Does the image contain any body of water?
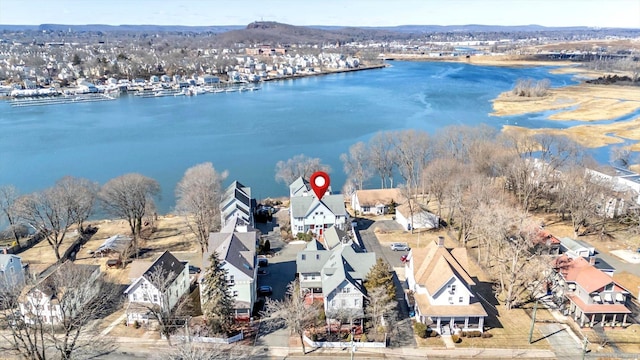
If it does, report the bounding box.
[0,61,590,213]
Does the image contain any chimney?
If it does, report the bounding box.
[589,256,596,265]
[437,236,445,247]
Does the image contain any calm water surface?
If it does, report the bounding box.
[0,61,592,213]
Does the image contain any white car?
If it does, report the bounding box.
[390,242,410,251]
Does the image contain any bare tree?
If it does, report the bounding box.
[274,154,331,186]
[99,173,160,257]
[139,265,193,345]
[340,142,372,191]
[0,262,121,360]
[15,177,96,262]
[0,185,23,247]
[262,279,318,355]
[175,163,228,254]
[364,286,396,340]
[422,158,458,218]
[610,145,633,168]
[55,176,99,233]
[555,168,603,237]
[394,129,431,190]
[159,342,255,360]
[368,132,396,188]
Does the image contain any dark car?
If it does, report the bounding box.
[258,285,273,296]
[258,258,268,267]
[188,265,201,274]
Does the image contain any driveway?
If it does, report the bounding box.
[357,220,416,348]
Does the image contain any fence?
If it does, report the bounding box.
[172,331,243,344]
[302,334,386,348]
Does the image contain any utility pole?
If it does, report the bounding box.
[528,300,538,344]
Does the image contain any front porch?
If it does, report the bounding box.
[432,316,485,335]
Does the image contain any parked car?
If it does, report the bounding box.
[188,265,201,274]
[258,258,268,267]
[400,254,408,262]
[258,285,272,296]
[390,242,410,251]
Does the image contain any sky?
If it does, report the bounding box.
[0,0,639,28]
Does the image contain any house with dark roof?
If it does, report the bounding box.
[123,251,190,325]
[220,181,256,228]
[201,220,259,320]
[405,237,487,335]
[19,262,100,325]
[552,254,631,327]
[296,240,375,317]
[289,176,331,198]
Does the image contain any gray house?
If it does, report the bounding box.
[296,240,375,317]
[0,253,24,289]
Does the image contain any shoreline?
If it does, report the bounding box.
[261,63,388,82]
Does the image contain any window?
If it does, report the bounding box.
[310,275,316,280]
[448,296,453,304]
[297,226,304,232]
[233,291,238,297]
[153,294,158,303]
[355,299,360,306]
[605,283,614,292]
[143,294,149,302]
[310,224,315,229]
[301,254,306,260]
[459,297,464,303]
[331,300,336,307]
[132,294,137,301]
[315,254,320,260]
[343,287,351,293]
[303,275,308,280]
[450,285,456,294]
[228,275,235,285]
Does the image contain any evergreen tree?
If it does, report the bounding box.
[365,257,395,301]
[200,251,235,335]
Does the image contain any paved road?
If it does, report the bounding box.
[357,219,416,348]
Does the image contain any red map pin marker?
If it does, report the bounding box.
[310,171,330,201]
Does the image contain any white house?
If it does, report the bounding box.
[351,188,402,215]
[395,203,439,231]
[289,176,331,198]
[124,251,190,325]
[296,240,375,317]
[559,237,596,259]
[220,181,255,228]
[0,253,24,289]
[290,195,348,238]
[405,237,487,335]
[201,220,258,320]
[19,263,101,325]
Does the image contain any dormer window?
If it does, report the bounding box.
[604,283,614,292]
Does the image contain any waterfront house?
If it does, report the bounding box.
[351,188,402,216]
[552,255,631,327]
[289,176,331,198]
[405,237,487,335]
[289,194,348,238]
[296,240,375,317]
[123,251,190,325]
[0,253,25,290]
[201,220,258,320]
[220,181,256,228]
[19,263,100,325]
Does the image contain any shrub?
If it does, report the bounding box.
[481,332,493,338]
[413,322,428,338]
[451,334,460,343]
[360,333,368,342]
[133,320,140,329]
[311,333,318,341]
[467,330,482,338]
[460,331,467,337]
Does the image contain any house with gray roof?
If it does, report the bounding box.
[201,222,259,320]
[296,240,375,317]
[560,237,596,259]
[123,251,190,325]
[289,194,348,238]
[289,176,331,198]
[220,181,256,228]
